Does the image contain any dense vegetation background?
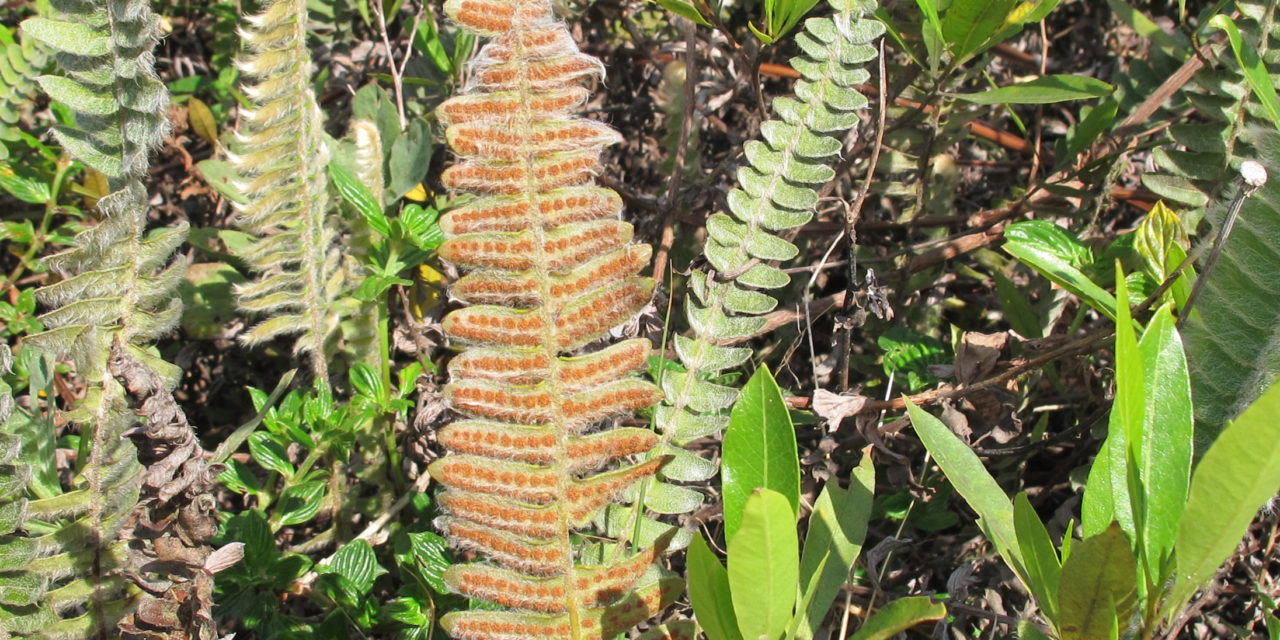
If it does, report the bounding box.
[0,0,1278,638]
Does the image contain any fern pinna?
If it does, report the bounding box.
[428,0,679,637]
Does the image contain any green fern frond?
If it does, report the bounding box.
[1141,0,1274,212]
[12,0,187,635]
[1136,0,1280,431]
[230,0,345,382]
[1182,125,1280,430]
[0,23,49,159]
[618,0,884,546]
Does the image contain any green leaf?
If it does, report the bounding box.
[248,432,294,479]
[877,326,947,392]
[722,364,801,542]
[1082,268,1139,540]
[794,452,875,640]
[688,533,743,640]
[905,399,1025,582]
[1004,220,1117,319]
[404,531,452,593]
[276,480,326,527]
[1103,0,1185,60]
[956,75,1112,105]
[386,119,433,202]
[322,539,386,596]
[329,160,389,237]
[848,596,947,640]
[940,0,1017,61]
[655,0,712,27]
[913,0,944,72]
[1165,380,1280,618]
[1057,524,1138,640]
[0,163,51,204]
[1209,14,1280,133]
[1060,97,1119,169]
[1014,493,1061,627]
[1133,305,1192,578]
[401,204,444,251]
[1133,201,1190,299]
[728,489,799,640]
[764,0,821,42]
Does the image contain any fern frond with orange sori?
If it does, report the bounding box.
[428,0,677,637]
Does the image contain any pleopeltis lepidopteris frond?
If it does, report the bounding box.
[10,0,188,635]
[230,0,347,382]
[427,0,680,636]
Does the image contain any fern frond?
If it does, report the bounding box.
[1137,0,1280,430]
[623,0,884,546]
[230,0,344,381]
[12,0,188,635]
[0,22,50,159]
[1141,0,1274,212]
[1182,125,1280,429]
[431,0,675,636]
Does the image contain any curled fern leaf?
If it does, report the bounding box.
[624,0,884,546]
[230,0,346,381]
[15,0,185,635]
[430,0,678,636]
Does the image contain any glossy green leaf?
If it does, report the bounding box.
[728,489,798,640]
[1133,305,1192,577]
[1004,220,1117,319]
[957,74,1112,105]
[322,539,386,595]
[1081,270,1139,540]
[764,0,821,41]
[848,595,947,640]
[1014,492,1061,627]
[1166,380,1280,618]
[688,533,743,640]
[795,451,875,640]
[1209,14,1280,133]
[329,160,388,237]
[276,480,326,527]
[723,364,801,542]
[248,432,294,479]
[1057,524,1137,640]
[906,399,1025,581]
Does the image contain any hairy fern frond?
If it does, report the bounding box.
[1138,0,1280,429]
[622,0,884,545]
[230,0,345,381]
[1182,126,1280,429]
[0,23,49,159]
[429,0,678,636]
[1139,0,1280,215]
[0,345,53,635]
[12,0,185,634]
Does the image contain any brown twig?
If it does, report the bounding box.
[653,18,698,285]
